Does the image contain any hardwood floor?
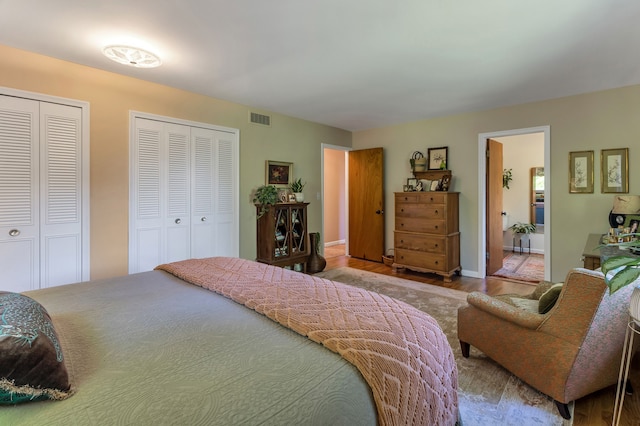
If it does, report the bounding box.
[324,254,640,426]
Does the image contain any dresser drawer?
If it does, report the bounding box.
[395,249,446,272]
[395,192,446,204]
[395,217,447,234]
[395,203,445,219]
[395,232,445,254]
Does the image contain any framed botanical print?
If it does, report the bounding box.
[569,150,594,193]
[266,160,292,187]
[601,148,629,193]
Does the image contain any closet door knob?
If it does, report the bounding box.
[201,217,207,222]
[175,218,182,224]
[9,229,20,237]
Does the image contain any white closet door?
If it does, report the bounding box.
[213,132,239,257]
[191,127,239,259]
[0,96,40,292]
[190,127,216,258]
[0,95,84,291]
[165,123,191,262]
[40,102,83,288]
[131,118,163,272]
[130,118,191,272]
[130,114,239,273]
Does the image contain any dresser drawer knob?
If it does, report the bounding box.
[434,210,438,214]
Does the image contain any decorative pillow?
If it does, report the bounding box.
[538,283,563,314]
[0,292,72,404]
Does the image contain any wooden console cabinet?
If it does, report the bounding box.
[393,192,461,282]
[256,203,310,269]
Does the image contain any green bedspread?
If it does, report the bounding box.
[2,270,376,425]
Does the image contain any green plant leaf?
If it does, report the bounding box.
[606,266,640,294]
[601,255,640,276]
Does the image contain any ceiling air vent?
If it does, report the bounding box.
[249,111,271,127]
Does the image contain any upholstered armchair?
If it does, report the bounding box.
[458,268,635,419]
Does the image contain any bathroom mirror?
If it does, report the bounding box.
[530,167,544,226]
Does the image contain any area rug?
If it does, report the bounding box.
[492,253,544,284]
[314,267,573,426]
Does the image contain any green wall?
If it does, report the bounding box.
[353,85,640,281]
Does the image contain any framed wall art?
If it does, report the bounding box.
[427,146,448,170]
[601,148,629,193]
[569,150,594,193]
[266,160,293,187]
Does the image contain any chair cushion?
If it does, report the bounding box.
[538,283,563,314]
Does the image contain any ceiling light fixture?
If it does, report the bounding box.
[102,45,162,68]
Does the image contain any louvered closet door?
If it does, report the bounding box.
[0,96,40,291]
[211,131,238,257]
[130,119,191,272]
[130,115,238,273]
[39,101,83,287]
[0,96,83,291]
[190,127,238,258]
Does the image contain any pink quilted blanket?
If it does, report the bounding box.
[156,257,458,425]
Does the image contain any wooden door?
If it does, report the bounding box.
[486,139,504,275]
[348,148,384,261]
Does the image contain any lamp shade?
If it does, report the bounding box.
[612,195,640,214]
[630,284,640,325]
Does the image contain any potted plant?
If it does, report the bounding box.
[252,185,278,219]
[509,222,536,245]
[600,235,640,293]
[290,178,306,202]
[509,222,536,235]
[600,233,640,324]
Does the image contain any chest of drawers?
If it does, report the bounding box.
[393,192,460,281]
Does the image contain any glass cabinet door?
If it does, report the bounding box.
[291,206,306,255]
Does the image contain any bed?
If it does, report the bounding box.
[1,257,458,425]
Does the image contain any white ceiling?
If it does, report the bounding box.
[2,1,639,131]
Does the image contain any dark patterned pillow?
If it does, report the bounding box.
[0,292,72,404]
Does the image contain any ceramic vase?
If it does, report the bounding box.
[307,232,326,274]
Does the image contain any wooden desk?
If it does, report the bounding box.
[582,233,604,270]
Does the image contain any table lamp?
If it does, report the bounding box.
[610,195,640,227]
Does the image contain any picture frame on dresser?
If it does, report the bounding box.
[406,178,417,191]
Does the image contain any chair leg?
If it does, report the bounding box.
[460,341,470,358]
[554,400,571,420]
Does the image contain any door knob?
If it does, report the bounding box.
[201,217,207,222]
[9,229,20,237]
[175,218,182,224]
[375,210,384,215]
